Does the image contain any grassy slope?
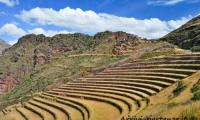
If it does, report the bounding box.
[159,15,200,51]
[0,33,125,119]
[135,70,200,119]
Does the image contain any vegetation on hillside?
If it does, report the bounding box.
[139,49,182,60]
[160,15,200,51]
[1,27,199,119]
[135,70,200,119]
[0,31,131,111]
[191,78,200,101]
[173,81,187,97]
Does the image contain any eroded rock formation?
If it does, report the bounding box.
[112,31,141,55]
[0,65,33,94]
[33,48,53,66]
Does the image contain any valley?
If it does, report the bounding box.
[0,15,200,120]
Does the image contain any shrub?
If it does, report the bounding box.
[173,81,187,97]
[168,102,179,108]
[181,105,200,120]
[191,92,200,101]
[190,46,200,52]
[191,84,200,93]
[191,79,200,93]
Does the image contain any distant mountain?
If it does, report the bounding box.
[0,39,11,54]
[159,15,200,51]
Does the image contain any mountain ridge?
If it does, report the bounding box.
[0,30,179,112]
[160,15,200,51]
[0,39,11,55]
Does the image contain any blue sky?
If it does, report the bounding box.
[0,0,200,45]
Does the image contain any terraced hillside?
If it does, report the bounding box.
[1,52,200,120]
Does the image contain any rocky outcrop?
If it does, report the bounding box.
[112,31,141,55]
[10,44,28,63]
[49,39,70,52]
[33,48,53,66]
[49,34,85,53]
[93,30,113,40]
[0,65,33,94]
[10,52,20,63]
[17,34,46,45]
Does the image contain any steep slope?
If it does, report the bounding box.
[0,39,11,54]
[0,31,151,110]
[0,31,141,95]
[135,70,200,119]
[160,15,200,51]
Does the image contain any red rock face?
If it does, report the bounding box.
[49,39,83,53]
[0,73,20,93]
[112,31,141,55]
[35,56,46,65]
[0,65,33,94]
[33,49,53,66]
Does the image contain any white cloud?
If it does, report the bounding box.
[28,28,72,36]
[15,7,193,39]
[0,23,26,37]
[0,11,6,15]
[167,15,193,29]
[165,0,185,5]
[147,0,185,5]
[0,0,19,7]
[8,39,18,45]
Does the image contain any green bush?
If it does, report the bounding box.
[168,102,179,108]
[191,92,200,101]
[173,81,187,97]
[190,46,200,52]
[191,84,200,93]
[191,79,200,93]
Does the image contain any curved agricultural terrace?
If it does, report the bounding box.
[2,53,200,120]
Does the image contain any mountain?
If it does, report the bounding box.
[1,30,199,119]
[0,39,11,54]
[0,31,178,112]
[159,15,200,51]
[0,31,142,95]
